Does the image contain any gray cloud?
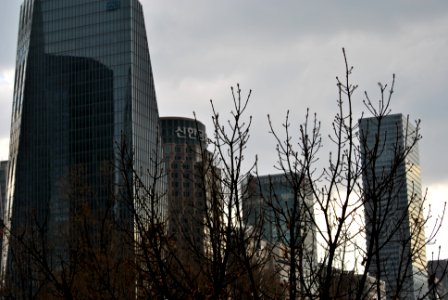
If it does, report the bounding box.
[1,1,447,183]
[0,1,19,155]
[140,1,448,185]
[0,2,21,70]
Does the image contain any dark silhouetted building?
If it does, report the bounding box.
[428,259,448,299]
[0,160,8,270]
[3,0,164,294]
[323,268,386,300]
[160,117,208,256]
[0,161,8,223]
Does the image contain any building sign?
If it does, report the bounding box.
[175,126,205,140]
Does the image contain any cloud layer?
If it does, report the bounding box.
[141,1,448,183]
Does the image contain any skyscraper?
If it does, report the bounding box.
[428,259,448,300]
[0,161,8,225]
[242,173,317,292]
[243,174,315,247]
[359,114,427,300]
[160,117,208,255]
[3,0,164,295]
[0,161,8,271]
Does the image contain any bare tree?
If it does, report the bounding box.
[115,86,268,299]
[264,48,446,300]
[3,50,446,300]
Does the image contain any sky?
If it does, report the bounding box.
[0,1,448,258]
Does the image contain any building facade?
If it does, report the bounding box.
[0,161,8,224]
[160,117,208,256]
[359,114,427,299]
[325,269,386,300]
[428,259,448,300]
[3,0,164,295]
[242,173,317,294]
[0,161,8,271]
[243,174,315,247]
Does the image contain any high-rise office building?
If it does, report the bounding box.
[359,114,427,299]
[0,161,8,270]
[243,174,315,247]
[160,117,208,255]
[242,173,317,293]
[428,259,448,300]
[3,0,164,293]
[0,161,8,223]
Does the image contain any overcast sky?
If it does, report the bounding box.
[1,1,447,257]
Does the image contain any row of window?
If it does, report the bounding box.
[41,0,136,15]
[44,31,130,49]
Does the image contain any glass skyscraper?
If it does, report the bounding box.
[0,161,8,225]
[2,0,164,294]
[0,161,8,272]
[243,174,315,247]
[360,114,427,300]
[242,173,317,292]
